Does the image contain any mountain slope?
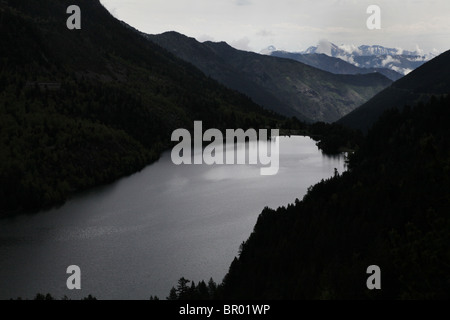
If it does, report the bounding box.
[148,32,393,123]
[270,52,403,81]
[146,32,304,121]
[218,95,450,299]
[338,50,450,132]
[0,0,281,214]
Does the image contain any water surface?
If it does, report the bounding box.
[0,136,346,299]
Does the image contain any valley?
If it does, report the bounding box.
[148,32,392,123]
[1,0,449,301]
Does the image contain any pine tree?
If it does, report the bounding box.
[176,277,191,300]
[167,287,178,300]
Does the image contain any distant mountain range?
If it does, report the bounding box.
[148,32,392,122]
[270,52,403,81]
[302,42,433,58]
[338,49,450,132]
[263,41,437,77]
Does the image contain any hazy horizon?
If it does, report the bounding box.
[99,0,449,55]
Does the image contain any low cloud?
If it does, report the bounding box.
[391,65,412,75]
[230,37,251,51]
[381,55,400,67]
[336,54,359,67]
[197,34,215,42]
[338,44,361,56]
[316,39,333,56]
[257,29,274,37]
[395,47,404,55]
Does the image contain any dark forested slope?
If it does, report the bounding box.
[339,50,450,132]
[217,95,450,299]
[0,0,282,214]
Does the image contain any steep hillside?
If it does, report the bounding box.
[0,0,281,214]
[167,95,450,300]
[339,50,450,132]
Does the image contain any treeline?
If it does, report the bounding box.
[166,278,219,300]
[11,293,96,300]
[279,117,364,155]
[309,121,363,154]
[169,95,450,299]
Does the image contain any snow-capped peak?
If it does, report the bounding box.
[301,41,436,59]
[295,40,440,76]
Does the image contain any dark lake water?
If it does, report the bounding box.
[0,136,346,300]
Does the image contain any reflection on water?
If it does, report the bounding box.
[0,136,346,300]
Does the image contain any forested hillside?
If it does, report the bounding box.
[339,50,450,132]
[0,0,282,215]
[168,95,450,300]
[219,95,450,299]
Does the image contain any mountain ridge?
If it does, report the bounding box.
[270,51,403,81]
[148,31,392,123]
[303,41,436,59]
[338,49,450,132]
[265,41,435,76]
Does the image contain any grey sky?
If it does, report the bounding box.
[99,0,450,54]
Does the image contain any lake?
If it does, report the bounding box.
[0,136,346,300]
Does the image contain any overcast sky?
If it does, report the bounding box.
[99,0,450,54]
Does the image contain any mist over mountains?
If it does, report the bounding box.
[303,41,435,58]
[263,40,437,76]
[269,52,403,81]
